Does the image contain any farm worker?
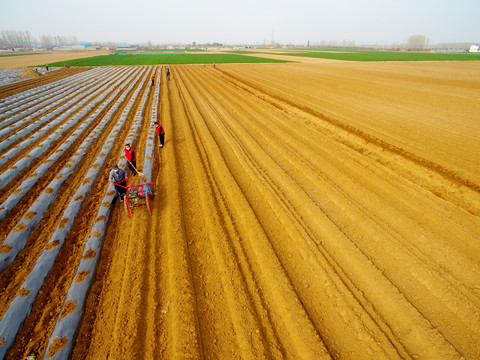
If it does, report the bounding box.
[109,164,128,202]
[45,64,49,71]
[213,63,215,68]
[154,122,165,148]
[124,143,137,176]
[151,74,155,86]
[166,67,170,80]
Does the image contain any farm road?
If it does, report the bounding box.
[1,62,480,359]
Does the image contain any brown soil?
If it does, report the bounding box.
[20,68,40,78]
[74,270,90,283]
[17,288,30,297]
[46,336,67,357]
[82,249,96,259]
[0,63,479,360]
[60,300,77,319]
[45,240,60,250]
[0,50,109,69]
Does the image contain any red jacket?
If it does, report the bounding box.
[124,147,136,161]
[155,124,165,135]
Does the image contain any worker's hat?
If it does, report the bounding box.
[112,164,119,170]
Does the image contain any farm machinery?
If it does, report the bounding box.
[114,179,156,218]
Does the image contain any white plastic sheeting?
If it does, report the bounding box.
[143,66,161,182]
[0,67,150,358]
[0,69,133,186]
[0,68,60,87]
[0,68,114,141]
[0,67,137,222]
[0,68,104,112]
[42,68,154,360]
[0,69,25,87]
[0,68,103,106]
[0,67,149,273]
[0,68,106,119]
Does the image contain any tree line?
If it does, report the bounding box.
[0,30,77,48]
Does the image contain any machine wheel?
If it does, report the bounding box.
[146,193,152,215]
[124,196,131,218]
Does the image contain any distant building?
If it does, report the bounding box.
[115,45,139,50]
[0,46,32,52]
[469,44,479,52]
[53,44,99,51]
[74,44,98,50]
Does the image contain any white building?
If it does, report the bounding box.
[469,44,479,52]
[53,44,99,51]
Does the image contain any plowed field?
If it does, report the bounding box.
[0,62,479,360]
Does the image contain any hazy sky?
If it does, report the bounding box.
[1,0,478,45]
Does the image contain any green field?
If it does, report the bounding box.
[278,50,480,61]
[34,49,480,67]
[44,53,290,66]
[0,52,41,57]
[140,48,206,52]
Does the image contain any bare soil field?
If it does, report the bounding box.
[0,50,109,69]
[0,61,479,360]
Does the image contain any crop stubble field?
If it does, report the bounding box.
[0,59,479,359]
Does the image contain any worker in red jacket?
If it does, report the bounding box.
[124,143,137,176]
[154,122,165,148]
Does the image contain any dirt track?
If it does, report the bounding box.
[0,62,479,359]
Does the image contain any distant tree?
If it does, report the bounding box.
[0,30,35,47]
[342,40,355,48]
[39,34,77,47]
[407,35,427,50]
[41,34,52,47]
